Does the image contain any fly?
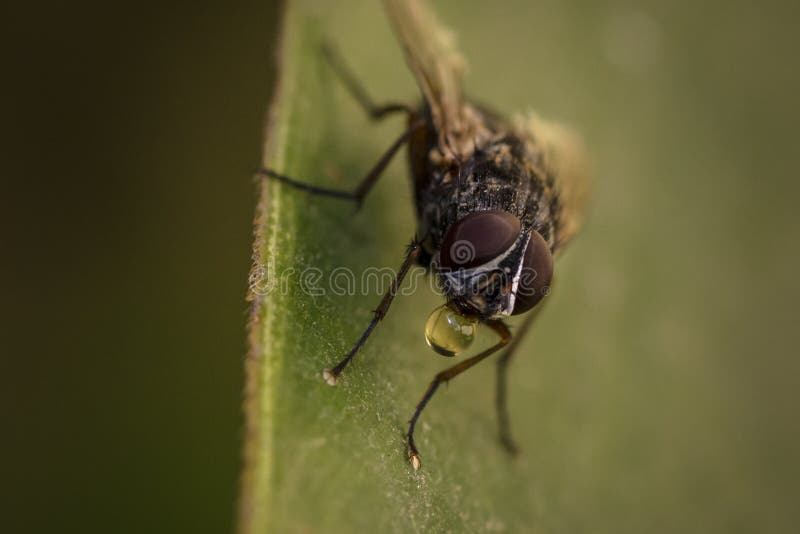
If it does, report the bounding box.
[257,0,589,470]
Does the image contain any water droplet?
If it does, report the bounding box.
[424,305,477,357]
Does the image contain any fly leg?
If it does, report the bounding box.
[496,310,539,455]
[320,43,415,121]
[322,240,422,385]
[256,44,417,207]
[407,321,512,470]
[256,120,422,208]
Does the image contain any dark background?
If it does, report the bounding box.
[3,1,279,532]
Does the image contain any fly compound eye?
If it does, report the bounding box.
[440,211,521,270]
[424,305,478,357]
[511,230,554,315]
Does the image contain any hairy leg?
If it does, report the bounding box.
[407,320,512,470]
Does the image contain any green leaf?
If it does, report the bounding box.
[238,1,790,533]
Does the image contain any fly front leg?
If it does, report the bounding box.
[322,240,422,385]
[407,321,512,470]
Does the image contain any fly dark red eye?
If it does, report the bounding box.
[440,211,521,270]
[511,230,553,315]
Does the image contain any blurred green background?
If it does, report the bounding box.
[3,0,799,533]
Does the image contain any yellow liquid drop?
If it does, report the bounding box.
[424,306,477,357]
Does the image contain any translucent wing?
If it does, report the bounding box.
[514,112,592,251]
[384,0,471,153]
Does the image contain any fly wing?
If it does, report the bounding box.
[515,112,591,252]
[384,0,471,154]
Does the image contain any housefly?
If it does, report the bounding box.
[257,0,589,470]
